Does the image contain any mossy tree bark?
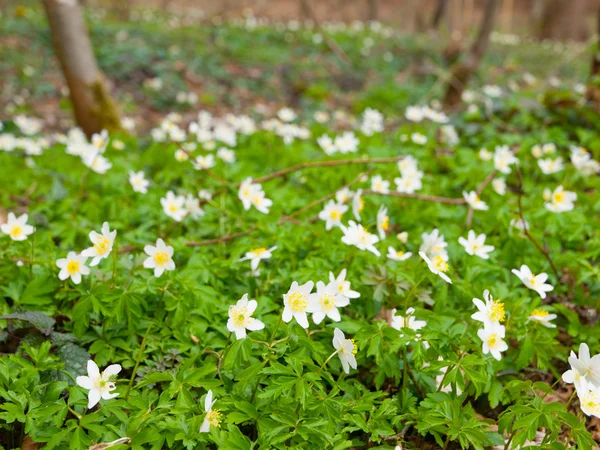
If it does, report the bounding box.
[42,0,120,138]
[442,0,499,110]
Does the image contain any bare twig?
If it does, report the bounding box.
[362,189,467,205]
[252,156,405,184]
[515,167,561,280]
[466,169,498,227]
[300,0,351,66]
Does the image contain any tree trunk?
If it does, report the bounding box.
[367,0,378,21]
[587,6,600,107]
[431,0,448,29]
[536,0,588,41]
[442,0,499,109]
[42,0,120,137]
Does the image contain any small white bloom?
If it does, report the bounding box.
[411,133,427,145]
[81,222,116,266]
[227,294,265,340]
[340,221,380,256]
[76,360,121,408]
[492,177,506,196]
[391,307,426,331]
[511,264,553,299]
[463,191,488,210]
[544,185,576,213]
[477,324,508,361]
[577,381,600,418]
[419,228,448,261]
[317,134,337,155]
[143,238,175,277]
[335,187,353,204]
[56,251,90,285]
[370,175,390,194]
[387,246,412,261]
[193,154,216,170]
[510,217,529,231]
[538,157,564,175]
[239,246,276,271]
[328,268,360,302]
[479,148,492,161]
[199,390,221,432]
[458,230,494,259]
[527,308,557,328]
[352,189,364,221]
[217,147,236,163]
[332,328,357,374]
[318,200,348,230]
[334,131,359,154]
[419,252,452,284]
[160,191,186,222]
[562,343,600,392]
[471,289,505,328]
[376,205,389,239]
[129,171,149,194]
[397,231,408,243]
[282,281,316,329]
[310,281,349,324]
[493,145,518,174]
[1,212,34,241]
[277,107,296,122]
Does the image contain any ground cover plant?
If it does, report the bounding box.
[1,3,600,450]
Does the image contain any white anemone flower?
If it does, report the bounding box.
[160,191,186,222]
[477,324,508,361]
[463,191,488,210]
[544,185,576,213]
[328,269,360,302]
[387,247,412,261]
[143,238,175,277]
[129,171,149,194]
[81,222,116,266]
[332,328,357,374]
[56,252,90,285]
[76,360,121,408]
[1,212,34,241]
[562,343,600,391]
[527,309,557,328]
[390,307,426,331]
[310,281,348,324]
[199,390,221,432]
[227,294,265,340]
[239,246,277,271]
[282,281,316,329]
[419,252,452,284]
[352,189,364,221]
[511,264,553,299]
[318,200,347,230]
[471,289,505,328]
[458,230,494,259]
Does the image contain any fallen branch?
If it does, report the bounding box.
[515,166,561,280]
[466,169,498,227]
[362,189,467,205]
[252,156,405,184]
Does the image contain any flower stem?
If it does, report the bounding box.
[68,405,82,421]
[125,322,154,399]
[268,315,283,347]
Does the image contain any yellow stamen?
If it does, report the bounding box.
[67,260,80,274]
[94,236,111,255]
[207,409,222,427]
[287,292,308,313]
[10,226,23,238]
[532,308,549,317]
[432,255,449,272]
[489,301,505,322]
[153,252,169,266]
[319,293,335,311]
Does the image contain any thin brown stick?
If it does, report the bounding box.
[185,228,257,247]
[252,156,405,184]
[288,169,374,219]
[466,169,498,227]
[362,189,467,205]
[300,0,351,66]
[515,167,561,280]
